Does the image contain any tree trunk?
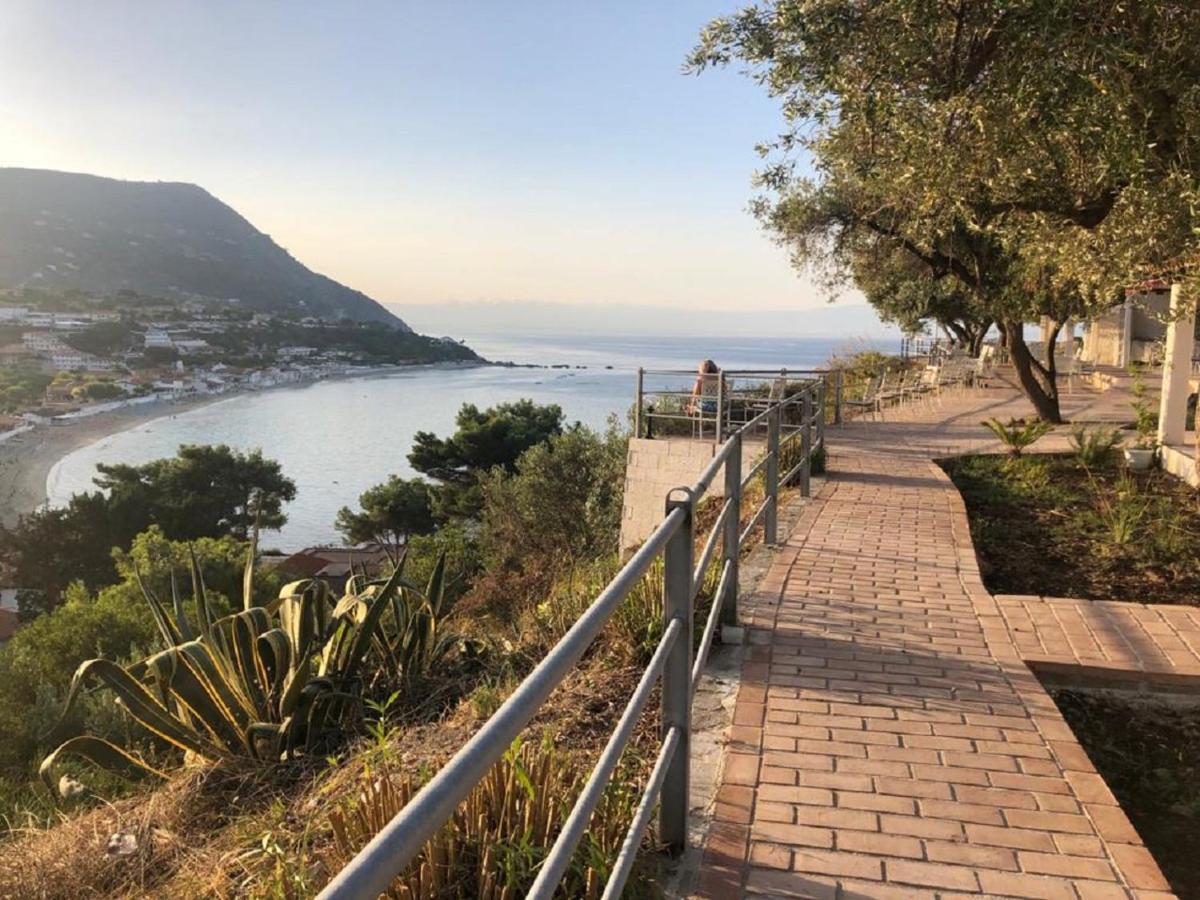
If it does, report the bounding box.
[969,321,992,358]
[945,320,971,348]
[1003,320,1063,423]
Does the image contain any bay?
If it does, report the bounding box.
[46,333,893,550]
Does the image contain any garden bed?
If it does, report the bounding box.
[941,453,1200,604]
[1052,689,1200,898]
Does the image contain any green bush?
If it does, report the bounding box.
[480,423,627,573]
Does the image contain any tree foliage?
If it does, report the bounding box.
[409,400,565,520]
[690,0,1200,421]
[94,444,296,540]
[1,445,295,614]
[480,423,627,573]
[335,476,434,553]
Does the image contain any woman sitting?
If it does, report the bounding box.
[687,359,721,436]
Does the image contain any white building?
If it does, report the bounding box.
[144,329,174,349]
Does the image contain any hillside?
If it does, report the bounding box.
[0,168,407,328]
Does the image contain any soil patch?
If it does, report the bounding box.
[942,453,1200,604]
[1052,690,1200,898]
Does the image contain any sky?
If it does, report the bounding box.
[1,2,866,321]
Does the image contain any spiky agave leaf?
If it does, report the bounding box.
[59,658,219,759]
[256,627,293,718]
[170,570,194,643]
[188,545,214,638]
[243,515,259,611]
[40,736,170,793]
[330,565,407,683]
[133,565,183,648]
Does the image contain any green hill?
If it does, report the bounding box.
[0,168,407,327]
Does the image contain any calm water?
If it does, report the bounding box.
[47,333,893,549]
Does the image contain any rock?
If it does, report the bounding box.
[106,832,138,857]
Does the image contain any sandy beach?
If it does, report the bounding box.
[0,394,225,527]
[0,361,491,529]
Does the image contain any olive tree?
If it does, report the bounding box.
[690,0,1200,421]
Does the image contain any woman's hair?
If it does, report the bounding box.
[699,359,718,374]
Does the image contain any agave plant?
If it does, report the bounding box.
[41,542,458,794]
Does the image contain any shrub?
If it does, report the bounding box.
[982,417,1054,455]
[1069,425,1122,466]
[480,424,627,573]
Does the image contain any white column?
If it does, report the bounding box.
[1157,282,1195,446]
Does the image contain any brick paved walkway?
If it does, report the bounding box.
[696,377,1187,899]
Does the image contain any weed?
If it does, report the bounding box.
[1130,369,1159,449]
[1090,469,1150,546]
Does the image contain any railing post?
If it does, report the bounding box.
[800,388,813,498]
[721,433,742,626]
[816,379,826,450]
[766,405,780,544]
[715,371,725,441]
[634,367,644,439]
[660,492,694,854]
[833,370,844,426]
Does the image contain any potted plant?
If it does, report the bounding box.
[1124,370,1157,471]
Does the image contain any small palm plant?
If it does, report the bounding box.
[1069,425,1122,466]
[982,417,1054,455]
[41,543,458,794]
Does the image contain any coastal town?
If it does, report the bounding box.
[0,287,477,435]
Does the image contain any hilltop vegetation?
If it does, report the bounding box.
[0,168,404,326]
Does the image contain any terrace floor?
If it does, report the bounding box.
[695,373,1192,899]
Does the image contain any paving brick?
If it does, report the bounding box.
[695,385,1183,896]
[977,869,1080,899]
[744,867,838,899]
[879,813,965,841]
[792,806,878,832]
[1108,843,1172,891]
[836,829,925,859]
[750,821,834,850]
[925,839,1018,871]
[884,858,980,891]
[1003,808,1094,834]
[791,848,884,880]
[834,790,917,814]
[1017,850,1117,881]
[919,798,1006,826]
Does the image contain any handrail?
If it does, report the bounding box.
[634,366,841,440]
[318,378,827,900]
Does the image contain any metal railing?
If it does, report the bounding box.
[633,366,843,441]
[318,380,826,900]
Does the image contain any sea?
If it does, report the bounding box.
[46,332,894,550]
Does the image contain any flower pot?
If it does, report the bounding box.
[1123,447,1156,471]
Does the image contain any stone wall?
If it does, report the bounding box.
[619,436,764,554]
